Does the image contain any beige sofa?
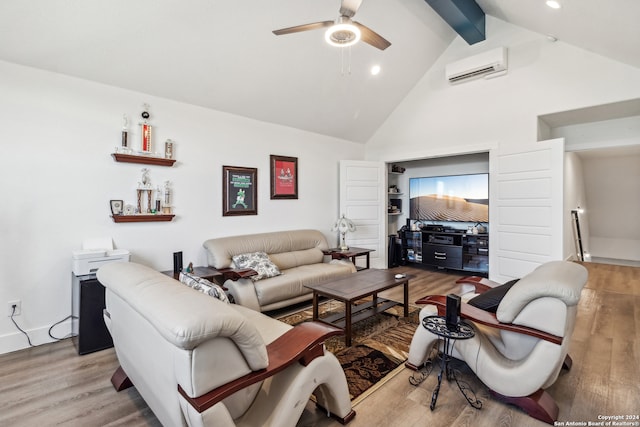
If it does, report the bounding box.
[98,262,355,427]
[203,229,356,312]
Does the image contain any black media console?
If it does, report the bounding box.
[400,229,489,274]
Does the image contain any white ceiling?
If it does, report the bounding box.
[1,0,639,143]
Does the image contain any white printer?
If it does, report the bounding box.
[72,248,131,275]
[72,237,130,276]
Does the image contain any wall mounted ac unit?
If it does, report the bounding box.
[446,47,508,83]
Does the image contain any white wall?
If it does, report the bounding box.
[366,17,640,266]
[555,115,640,262]
[0,60,364,354]
[581,153,640,261]
[553,116,640,152]
[366,17,640,161]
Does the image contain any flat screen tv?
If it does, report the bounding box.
[409,173,489,223]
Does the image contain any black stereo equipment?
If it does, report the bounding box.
[173,251,183,273]
[429,234,454,245]
[445,293,461,331]
[424,225,445,232]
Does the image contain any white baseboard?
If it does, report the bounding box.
[0,319,73,355]
[591,257,640,267]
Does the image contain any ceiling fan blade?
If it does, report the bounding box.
[353,22,391,50]
[340,0,363,18]
[272,21,334,36]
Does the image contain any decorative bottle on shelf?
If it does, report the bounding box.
[163,180,172,214]
[155,186,162,213]
[164,139,174,159]
[121,114,129,152]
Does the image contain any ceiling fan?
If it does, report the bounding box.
[272,0,391,50]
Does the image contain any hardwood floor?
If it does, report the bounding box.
[0,262,637,426]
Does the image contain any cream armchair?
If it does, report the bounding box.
[406,261,588,424]
[98,262,355,427]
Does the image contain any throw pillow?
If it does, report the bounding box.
[467,279,519,313]
[232,251,281,281]
[179,272,230,304]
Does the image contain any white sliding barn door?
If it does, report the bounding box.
[339,160,387,269]
[489,139,565,282]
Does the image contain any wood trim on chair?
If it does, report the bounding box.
[111,366,133,391]
[404,361,422,371]
[489,388,559,425]
[177,321,344,414]
[562,354,573,371]
[455,276,502,293]
[316,402,356,425]
[414,295,563,345]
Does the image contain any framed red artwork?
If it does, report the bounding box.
[270,155,298,199]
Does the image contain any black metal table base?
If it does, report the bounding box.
[410,316,483,411]
[430,336,482,411]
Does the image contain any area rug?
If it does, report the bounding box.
[277,300,419,404]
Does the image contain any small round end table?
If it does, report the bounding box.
[422,315,482,411]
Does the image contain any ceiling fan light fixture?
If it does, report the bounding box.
[325,22,361,47]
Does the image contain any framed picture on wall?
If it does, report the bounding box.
[222,165,258,216]
[270,155,298,199]
[110,199,124,215]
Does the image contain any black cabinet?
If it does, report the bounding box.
[422,231,463,270]
[462,234,489,273]
[401,231,423,263]
[423,243,463,269]
[401,229,489,274]
[72,274,113,355]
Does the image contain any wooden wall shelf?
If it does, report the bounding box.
[112,153,176,167]
[111,214,175,223]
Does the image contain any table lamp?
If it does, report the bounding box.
[332,214,356,251]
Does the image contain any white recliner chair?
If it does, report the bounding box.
[98,262,355,427]
[406,261,588,424]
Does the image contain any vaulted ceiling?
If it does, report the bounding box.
[1,0,638,142]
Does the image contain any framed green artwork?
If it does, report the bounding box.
[222,165,258,216]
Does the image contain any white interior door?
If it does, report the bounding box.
[339,160,387,269]
[489,138,565,282]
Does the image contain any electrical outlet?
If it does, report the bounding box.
[8,300,21,317]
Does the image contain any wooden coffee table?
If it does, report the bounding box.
[305,269,411,346]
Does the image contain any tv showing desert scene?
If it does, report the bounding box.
[409,173,488,223]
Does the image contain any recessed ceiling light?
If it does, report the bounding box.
[546,1,561,9]
[371,65,381,76]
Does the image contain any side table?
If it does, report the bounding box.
[161,266,235,302]
[323,247,374,271]
[422,315,482,411]
[161,266,223,285]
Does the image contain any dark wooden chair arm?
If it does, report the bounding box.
[216,267,259,281]
[415,295,562,345]
[455,275,502,293]
[177,321,344,414]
